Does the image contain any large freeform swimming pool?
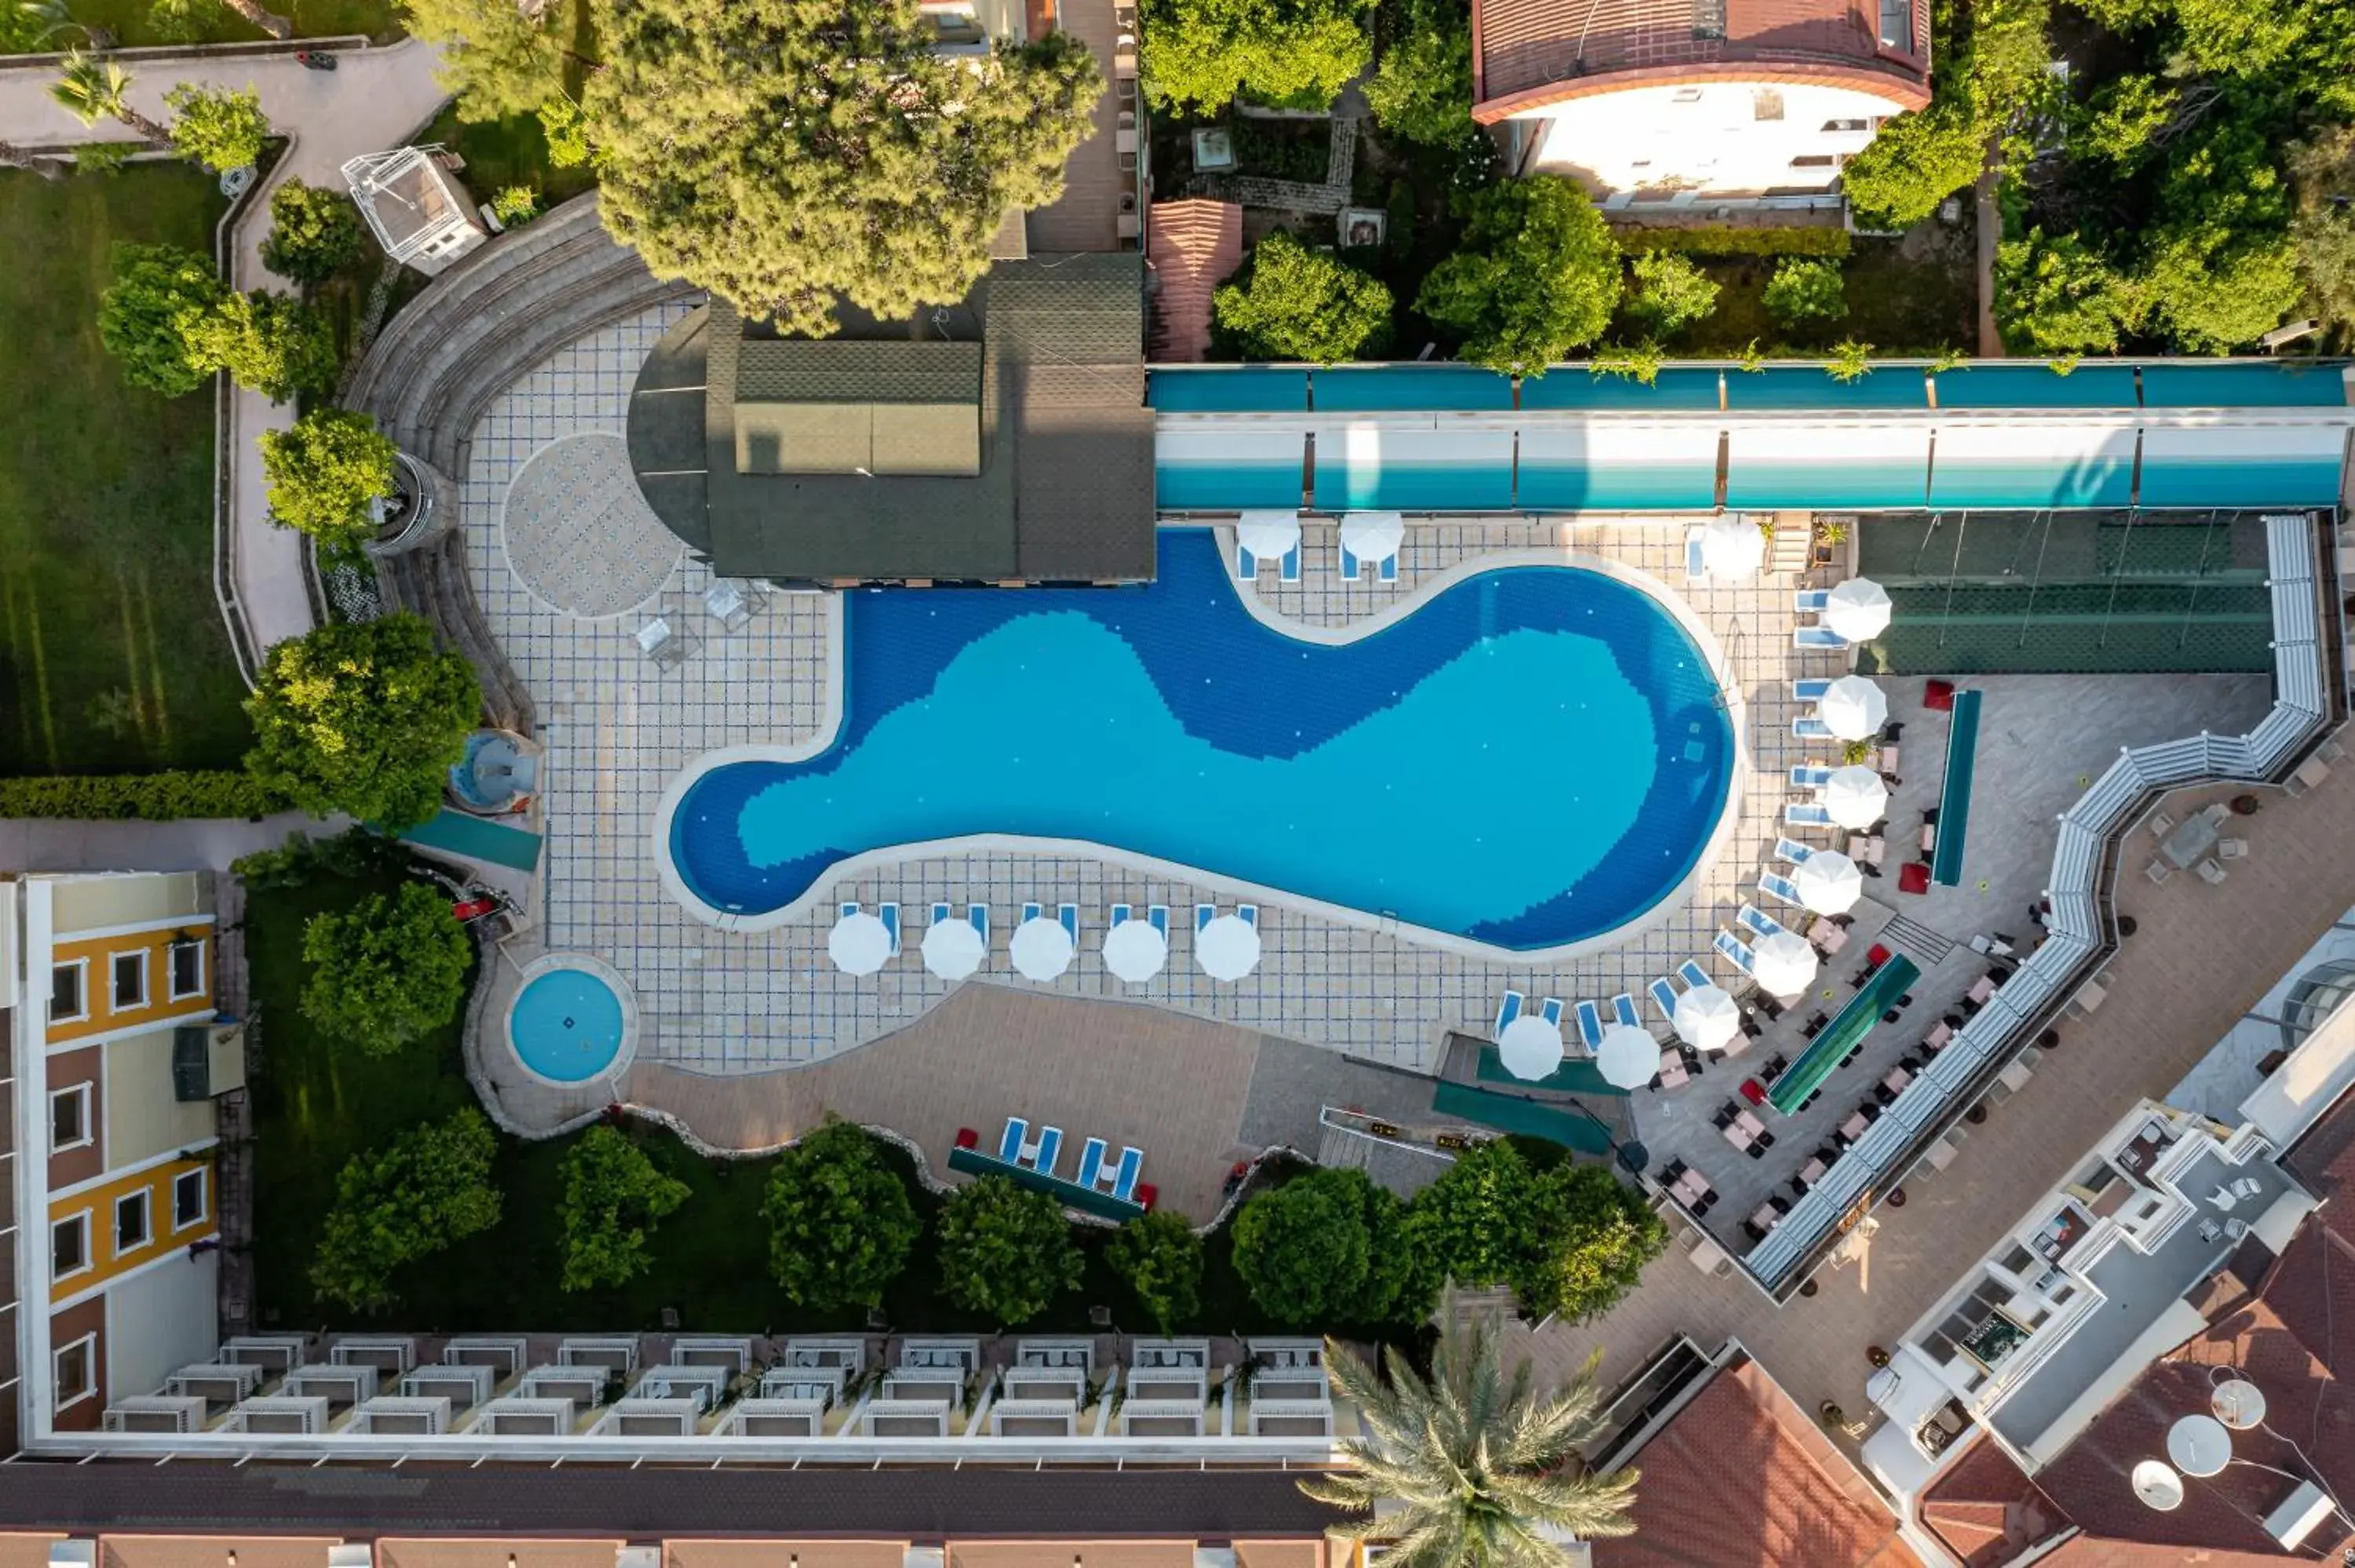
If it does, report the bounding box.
[660,532,1736,954]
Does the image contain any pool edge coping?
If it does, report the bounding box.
[506,950,642,1091]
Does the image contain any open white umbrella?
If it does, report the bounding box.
[1673,983,1740,1051]
[1009,916,1075,982]
[1700,515,1765,581]
[1101,917,1167,983]
[1824,576,1893,640]
[1753,931,1820,997]
[1499,1012,1565,1081]
[921,916,985,980]
[1236,511,1301,563]
[1596,1024,1656,1090]
[1819,675,1889,741]
[827,910,892,976]
[1822,765,1889,830]
[1791,849,1864,915]
[1196,913,1262,982]
[1338,510,1405,563]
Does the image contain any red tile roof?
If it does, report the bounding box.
[1594,1358,1921,1568]
[1145,199,1242,364]
[1473,0,1930,119]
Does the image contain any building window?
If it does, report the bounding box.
[50,1083,93,1153]
[115,1189,152,1255]
[1791,154,1838,167]
[53,1212,91,1280]
[173,1168,209,1231]
[1822,118,1869,133]
[168,939,207,1001]
[110,950,148,1012]
[54,1336,97,1409]
[50,961,87,1024]
[1753,89,1785,121]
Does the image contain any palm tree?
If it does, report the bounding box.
[0,139,68,181]
[50,50,172,145]
[1301,1294,1641,1566]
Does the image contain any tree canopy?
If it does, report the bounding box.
[310,1107,502,1309]
[164,81,268,172]
[1417,177,1621,375]
[300,879,471,1056]
[1214,231,1393,363]
[398,0,572,121]
[177,288,338,401]
[1363,0,1473,145]
[97,242,226,396]
[761,1119,922,1311]
[1518,1163,1669,1325]
[1104,1209,1203,1334]
[1762,257,1848,331]
[1231,1166,1431,1326]
[935,1176,1083,1326]
[261,409,400,558]
[243,613,482,830]
[585,0,1102,337]
[557,1126,692,1292]
[1625,251,1721,336]
[1139,0,1372,114]
[261,177,366,286]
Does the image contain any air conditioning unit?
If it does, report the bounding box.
[104,1395,209,1433]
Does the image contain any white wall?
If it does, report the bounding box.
[105,1249,219,1402]
[1520,80,1910,196]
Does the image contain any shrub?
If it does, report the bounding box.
[1214,230,1392,363]
[260,409,400,559]
[1994,228,2145,354]
[1105,1209,1203,1333]
[1624,251,1719,334]
[1517,1163,1668,1325]
[557,1126,692,1293]
[1362,0,1472,146]
[1619,225,1851,258]
[936,1176,1083,1326]
[1232,1165,1432,1326]
[310,1108,502,1309]
[1838,104,1985,232]
[1229,120,1332,184]
[164,82,268,173]
[489,184,541,226]
[1417,176,1621,375]
[260,177,365,286]
[243,613,482,830]
[97,241,226,397]
[299,880,472,1056]
[539,95,597,168]
[1762,258,1848,330]
[761,1120,922,1311]
[178,288,338,401]
[1138,0,1373,113]
[0,771,281,821]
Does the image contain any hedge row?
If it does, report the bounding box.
[1619,225,1853,258]
[0,771,286,821]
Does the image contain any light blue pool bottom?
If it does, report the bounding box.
[509,966,626,1083]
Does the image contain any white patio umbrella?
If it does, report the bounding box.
[1596,1024,1657,1090]
[1101,917,1168,983]
[1824,576,1893,640]
[1819,675,1889,741]
[1753,931,1820,998]
[1236,511,1301,563]
[1499,1012,1565,1081]
[1673,983,1740,1051]
[921,916,985,981]
[1338,510,1405,563]
[1700,515,1765,581]
[1822,764,1889,830]
[1196,913,1262,982]
[1791,849,1864,915]
[1009,915,1075,982]
[827,910,892,976]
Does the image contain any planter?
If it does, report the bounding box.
[2116,916,2138,939]
[1966,1103,1988,1125]
[1867,1346,1891,1368]
[364,452,451,557]
[2230,794,2262,816]
[2039,1029,2060,1052]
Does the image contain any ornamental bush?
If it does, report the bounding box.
[1762,257,1849,330]
[1416,177,1621,375]
[310,1107,502,1308]
[936,1176,1083,1326]
[1624,251,1720,335]
[260,177,365,286]
[1213,230,1392,363]
[1140,0,1372,111]
[300,879,471,1056]
[164,81,268,173]
[179,288,338,401]
[0,771,281,820]
[761,1119,922,1311]
[1517,1162,1669,1325]
[557,1125,692,1292]
[1231,1165,1433,1326]
[1105,1209,1203,1333]
[97,242,226,397]
[260,409,400,560]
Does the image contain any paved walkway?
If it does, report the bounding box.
[0,38,449,656]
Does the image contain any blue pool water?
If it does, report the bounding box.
[667,533,1734,950]
[509,968,625,1081]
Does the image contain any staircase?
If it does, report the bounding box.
[1879,912,1958,964]
[1768,510,1816,575]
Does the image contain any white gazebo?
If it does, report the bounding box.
[1824,577,1893,640]
[1819,676,1889,741]
[341,146,487,276]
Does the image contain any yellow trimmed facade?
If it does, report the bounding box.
[47,1154,215,1307]
[45,920,215,1048]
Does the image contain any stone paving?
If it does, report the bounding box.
[500,432,681,619]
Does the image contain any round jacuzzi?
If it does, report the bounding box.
[506,954,637,1085]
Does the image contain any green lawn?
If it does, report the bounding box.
[249,859,1351,1337]
[64,0,402,46]
[0,164,255,776]
[418,104,600,214]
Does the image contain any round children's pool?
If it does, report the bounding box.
[506,956,637,1085]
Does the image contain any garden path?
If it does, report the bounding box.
[0,38,449,660]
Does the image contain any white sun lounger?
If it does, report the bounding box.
[1677,960,1712,991]
[1758,871,1806,907]
[1715,932,1757,973]
[1794,678,1834,702]
[1493,990,1524,1036]
[1774,837,1815,864]
[1787,802,1836,827]
[1789,765,1835,787]
[1736,903,1785,939]
[1795,717,1835,739]
[1794,589,1830,613]
[1648,978,1679,1024]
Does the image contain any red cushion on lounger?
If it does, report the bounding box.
[955,1127,978,1149]
[1924,680,1955,711]
[1135,1183,1157,1211]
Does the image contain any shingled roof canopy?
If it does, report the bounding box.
[626,253,1154,585]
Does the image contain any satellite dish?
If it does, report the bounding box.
[2167,1413,2232,1477]
[2132,1460,2185,1511]
[2211,1378,2267,1430]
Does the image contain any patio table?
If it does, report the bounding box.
[1722,1121,1755,1152]
[1734,1108,1768,1140]
[1750,1203,1783,1233]
[1674,1169,1711,1205]
[1798,1157,1827,1187]
[2161,811,2221,870]
[1884,1065,1914,1094]
[1657,1052,1689,1089]
[1926,1020,1955,1049]
[1969,973,1999,1005]
[1840,1111,1871,1141]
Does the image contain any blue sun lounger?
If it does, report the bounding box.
[969,903,990,945]
[1148,904,1169,939]
[1540,996,1564,1027]
[1077,1137,1106,1189]
[1493,989,1524,1036]
[1575,999,1605,1052]
[1795,716,1835,740]
[999,1117,1028,1162]
[1280,544,1302,583]
[1612,994,1642,1030]
[1648,976,1681,1024]
[933,901,951,929]
[1342,545,1361,582]
[1787,802,1836,827]
[1239,903,1258,928]
[1022,899,1042,924]
[1034,1125,1062,1176]
[1058,903,1079,946]
[1196,903,1216,934]
[1111,902,1130,928]
[1774,837,1815,864]
[1111,1147,1144,1202]
[1736,903,1785,940]
[1759,870,1806,907]
[1794,589,1830,613]
[1789,765,1835,788]
[1678,959,1713,991]
[1685,526,1708,579]
[1795,678,1834,702]
[880,902,900,954]
[1794,625,1850,651]
[1715,931,1758,973]
[1238,542,1262,579]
